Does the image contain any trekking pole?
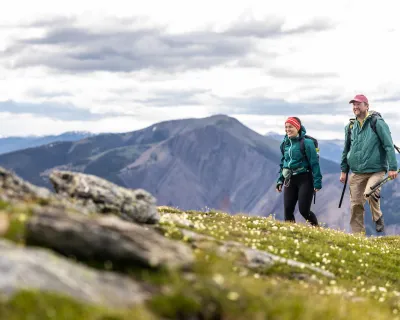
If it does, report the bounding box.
[365,168,400,197]
[338,171,348,208]
[364,143,400,197]
[365,179,388,198]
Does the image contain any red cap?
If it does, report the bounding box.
[349,94,368,104]
[285,117,301,131]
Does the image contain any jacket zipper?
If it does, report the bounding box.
[288,139,293,167]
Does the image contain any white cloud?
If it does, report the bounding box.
[0,0,400,141]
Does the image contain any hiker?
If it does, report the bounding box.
[340,94,398,234]
[276,117,322,226]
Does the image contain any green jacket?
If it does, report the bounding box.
[340,112,398,173]
[277,125,322,189]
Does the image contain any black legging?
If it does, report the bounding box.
[283,171,318,226]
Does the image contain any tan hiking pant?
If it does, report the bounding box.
[349,171,385,233]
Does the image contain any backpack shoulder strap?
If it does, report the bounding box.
[368,112,387,150]
[346,119,355,149]
[299,136,306,156]
[300,135,317,161]
[280,140,285,155]
[369,111,382,134]
[298,137,311,169]
[369,111,400,153]
[348,118,355,131]
[302,135,320,164]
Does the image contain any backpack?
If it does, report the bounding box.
[280,135,320,164]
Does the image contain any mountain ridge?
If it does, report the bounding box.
[0,131,97,155]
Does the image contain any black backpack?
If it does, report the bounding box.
[280,135,320,163]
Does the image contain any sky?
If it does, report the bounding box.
[1,0,400,140]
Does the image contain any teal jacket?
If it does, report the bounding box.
[277,125,322,189]
[340,112,397,173]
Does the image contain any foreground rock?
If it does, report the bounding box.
[0,166,92,215]
[0,239,149,308]
[26,207,194,270]
[49,170,159,224]
[0,166,52,202]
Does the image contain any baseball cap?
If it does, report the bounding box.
[349,94,368,104]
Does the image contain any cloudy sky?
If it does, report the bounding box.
[1,0,400,140]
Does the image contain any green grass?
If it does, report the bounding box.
[0,200,10,210]
[0,291,156,320]
[143,249,399,320]
[156,207,400,319]
[160,208,400,285]
[0,202,35,244]
[1,203,400,319]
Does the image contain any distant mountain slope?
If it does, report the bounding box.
[0,131,96,155]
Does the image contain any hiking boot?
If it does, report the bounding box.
[375,216,384,233]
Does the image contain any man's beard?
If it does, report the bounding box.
[355,110,367,118]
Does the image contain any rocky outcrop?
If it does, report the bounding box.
[0,167,92,215]
[26,207,194,270]
[0,167,52,202]
[49,170,159,224]
[0,239,149,308]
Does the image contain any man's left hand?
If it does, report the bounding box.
[388,170,398,180]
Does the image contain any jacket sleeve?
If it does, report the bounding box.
[304,139,322,189]
[340,124,350,173]
[375,119,398,171]
[277,141,284,185]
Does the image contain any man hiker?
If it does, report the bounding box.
[340,94,398,234]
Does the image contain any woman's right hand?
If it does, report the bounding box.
[276,184,282,192]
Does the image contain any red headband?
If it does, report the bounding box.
[285,117,301,131]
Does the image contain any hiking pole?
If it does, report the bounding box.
[365,179,388,198]
[338,171,348,208]
[364,143,400,197]
[365,168,400,198]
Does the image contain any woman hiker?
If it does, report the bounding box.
[276,117,322,226]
